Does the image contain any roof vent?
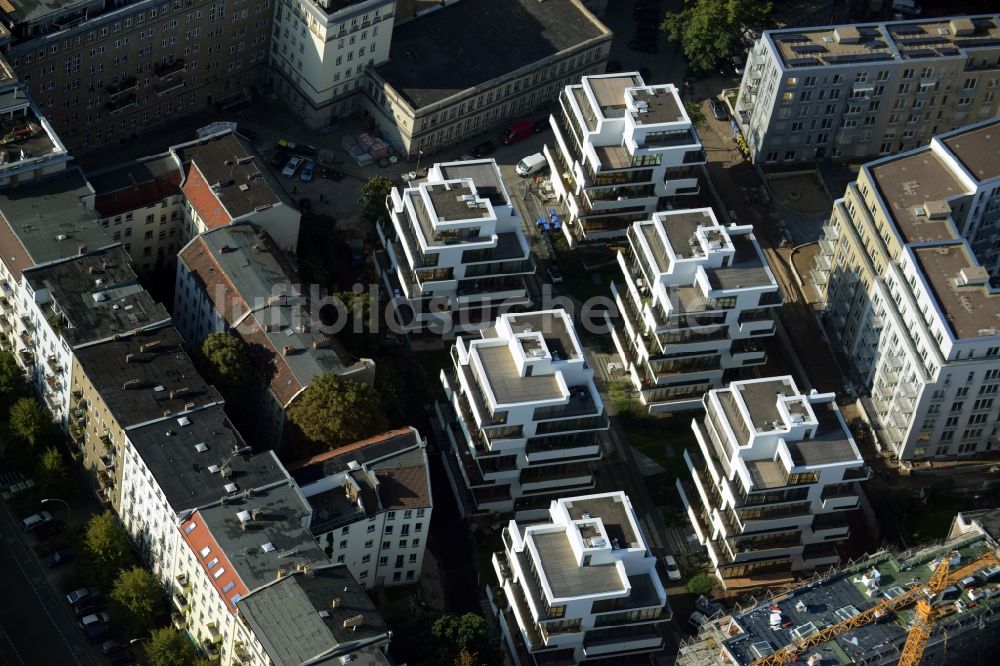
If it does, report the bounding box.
[55,234,68,241]
[224,482,238,493]
[237,510,252,524]
[261,542,276,553]
[251,507,264,520]
[208,464,221,473]
[194,443,208,453]
[319,610,330,618]
[92,292,108,303]
[177,416,191,426]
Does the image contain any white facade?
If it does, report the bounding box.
[813,119,1000,461]
[734,15,1000,164]
[677,376,870,586]
[545,72,704,245]
[377,159,533,338]
[270,0,395,128]
[608,209,781,413]
[492,492,668,664]
[440,310,608,518]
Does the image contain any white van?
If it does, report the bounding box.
[515,152,547,177]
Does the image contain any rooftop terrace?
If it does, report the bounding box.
[912,244,1000,339]
[565,494,641,549]
[705,233,775,291]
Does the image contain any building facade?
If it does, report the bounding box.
[363,0,611,157]
[439,310,608,518]
[288,428,432,589]
[492,492,669,665]
[811,119,1000,461]
[677,376,870,587]
[1,0,270,153]
[546,73,704,245]
[734,14,1000,164]
[269,0,395,128]
[376,158,533,339]
[608,209,781,413]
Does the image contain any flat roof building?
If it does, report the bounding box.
[734,14,1000,164]
[492,491,669,664]
[545,72,705,245]
[363,0,611,157]
[608,209,781,412]
[678,376,870,589]
[440,310,608,518]
[812,118,1000,462]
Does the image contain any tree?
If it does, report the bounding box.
[686,572,719,596]
[359,175,393,225]
[83,511,132,585]
[455,647,482,666]
[663,0,773,75]
[144,627,202,666]
[199,332,253,397]
[374,361,404,425]
[287,373,388,453]
[431,613,500,666]
[9,398,52,452]
[0,351,25,413]
[684,99,707,128]
[111,567,166,635]
[37,447,70,500]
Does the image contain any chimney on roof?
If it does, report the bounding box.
[122,378,140,389]
[169,386,189,399]
[184,401,195,410]
[140,340,160,353]
[331,597,342,609]
[77,244,87,255]
[251,507,264,520]
[125,353,134,363]
[276,568,287,580]
[220,244,233,253]
[282,345,293,356]
[312,338,328,350]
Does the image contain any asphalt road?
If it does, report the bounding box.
[0,505,98,666]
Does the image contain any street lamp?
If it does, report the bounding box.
[41,497,70,520]
[129,637,151,646]
[416,149,423,176]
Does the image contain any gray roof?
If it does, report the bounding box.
[786,401,859,467]
[126,404,287,513]
[0,168,110,270]
[197,482,330,594]
[375,0,609,109]
[565,494,640,549]
[706,234,776,291]
[1,0,94,24]
[438,160,510,207]
[24,244,169,347]
[74,325,222,428]
[734,378,796,432]
[86,153,179,196]
[236,564,389,665]
[532,531,624,599]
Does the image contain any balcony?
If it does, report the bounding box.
[154,59,186,78]
[492,550,512,586]
[171,612,187,630]
[172,593,189,612]
[105,94,136,113]
[154,78,184,96]
[106,76,137,96]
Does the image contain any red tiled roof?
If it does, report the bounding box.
[178,513,249,614]
[376,465,430,509]
[93,171,181,218]
[286,428,417,471]
[182,162,232,229]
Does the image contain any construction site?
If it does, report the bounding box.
[676,513,1000,666]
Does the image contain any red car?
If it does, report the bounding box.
[500,119,533,145]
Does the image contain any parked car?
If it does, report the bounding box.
[35,519,66,540]
[547,262,563,284]
[696,595,725,615]
[967,587,986,603]
[515,153,547,177]
[79,612,111,629]
[21,510,52,531]
[709,97,729,121]
[689,611,710,631]
[66,587,102,607]
[100,640,127,656]
[299,160,316,183]
[499,118,533,145]
[74,598,107,618]
[43,547,74,569]
[892,0,922,16]
[108,652,136,666]
[731,55,746,76]
[959,576,978,589]
[663,555,682,581]
[471,141,496,158]
[84,622,113,644]
[299,198,313,215]
[533,118,550,134]
[281,155,304,178]
[269,150,290,169]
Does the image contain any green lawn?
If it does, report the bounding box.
[619,411,700,477]
[554,244,620,303]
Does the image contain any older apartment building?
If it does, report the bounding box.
[608,209,782,413]
[812,119,1000,461]
[734,14,1000,164]
[376,158,533,339]
[439,310,608,518]
[546,72,704,245]
[270,0,395,128]
[677,377,869,588]
[175,224,375,450]
[288,427,432,589]
[70,325,222,510]
[364,0,611,157]
[1,0,271,153]
[492,492,669,665]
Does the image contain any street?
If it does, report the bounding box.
[0,504,98,666]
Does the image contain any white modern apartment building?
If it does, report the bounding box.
[545,72,704,245]
[812,119,1000,461]
[677,376,870,588]
[288,428,432,589]
[491,492,668,664]
[376,159,533,339]
[270,0,396,128]
[734,14,1000,164]
[608,209,782,413]
[439,310,608,518]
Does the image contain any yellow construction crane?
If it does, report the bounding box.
[748,551,1000,666]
